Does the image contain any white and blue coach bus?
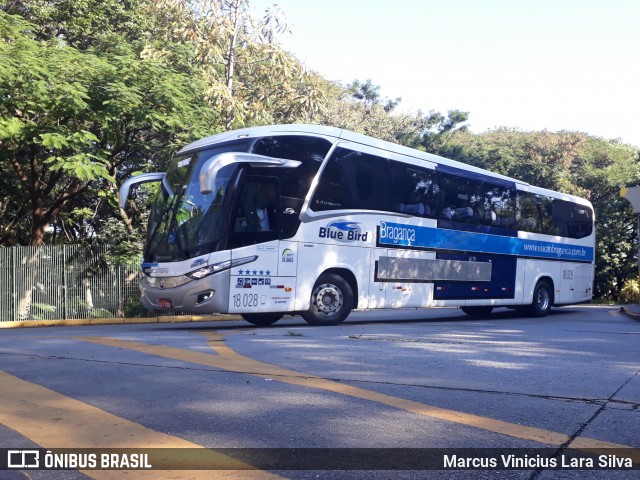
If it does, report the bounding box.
[119,124,595,326]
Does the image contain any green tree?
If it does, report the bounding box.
[0,11,215,246]
[3,0,154,48]
[148,0,331,129]
[310,79,415,143]
[576,138,640,299]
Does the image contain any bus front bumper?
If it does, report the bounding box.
[139,270,230,313]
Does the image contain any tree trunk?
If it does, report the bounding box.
[16,249,39,320]
[83,276,94,309]
[224,0,241,130]
[29,208,50,246]
[16,211,50,319]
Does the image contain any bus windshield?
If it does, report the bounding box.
[145,143,248,262]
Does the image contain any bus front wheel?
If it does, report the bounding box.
[241,313,283,326]
[302,273,353,326]
[528,280,553,317]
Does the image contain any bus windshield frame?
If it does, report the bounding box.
[144,142,250,262]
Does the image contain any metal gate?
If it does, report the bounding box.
[0,245,144,322]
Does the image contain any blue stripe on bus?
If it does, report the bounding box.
[377,221,594,262]
[434,252,517,300]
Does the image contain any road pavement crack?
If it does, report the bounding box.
[527,367,640,479]
[2,350,637,412]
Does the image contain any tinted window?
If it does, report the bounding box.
[483,183,516,228]
[311,147,389,211]
[231,176,279,248]
[517,192,553,234]
[389,161,439,218]
[518,192,592,239]
[440,173,484,223]
[551,199,593,239]
[252,135,331,163]
[251,135,330,200]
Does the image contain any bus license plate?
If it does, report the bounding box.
[158,298,172,308]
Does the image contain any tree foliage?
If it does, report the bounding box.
[0,0,331,252]
[0,8,216,246]
[2,1,640,301]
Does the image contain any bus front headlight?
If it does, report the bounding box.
[187,255,258,280]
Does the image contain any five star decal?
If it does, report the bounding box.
[238,269,271,276]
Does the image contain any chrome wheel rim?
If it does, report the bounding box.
[537,287,550,311]
[311,283,343,316]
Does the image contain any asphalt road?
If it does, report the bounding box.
[0,305,638,479]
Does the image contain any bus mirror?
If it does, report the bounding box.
[119,173,166,209]
[200,152,301,194]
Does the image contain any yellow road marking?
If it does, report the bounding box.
[0,370,283,479]
[81,333,639,462]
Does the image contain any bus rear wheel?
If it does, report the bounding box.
[241,313,283,326]
[460,306,493,317]
[302,273,353,326]
[527,280,553,317]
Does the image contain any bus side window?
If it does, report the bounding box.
[311,147,389,211]
[551,199,593,239]
[389,161,438,218]
[483,183,516,228]
[517,192,541,233]
[440,173,482,223]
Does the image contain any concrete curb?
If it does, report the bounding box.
[619,306,640,322]
[0,314,243,329]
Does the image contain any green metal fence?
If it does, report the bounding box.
[0,245,144,322]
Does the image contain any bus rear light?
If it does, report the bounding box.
[159,299,172,308]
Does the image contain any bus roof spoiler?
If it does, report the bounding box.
[200,152,301,194]
[118,172,166,209]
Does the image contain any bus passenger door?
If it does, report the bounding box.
[228,175,295,313]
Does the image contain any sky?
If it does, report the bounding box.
[250,0,640,147]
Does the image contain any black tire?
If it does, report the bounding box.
[241,313,283,326]
[460,306,493,316]
[301,273,353,326]
[527,280,553,317]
